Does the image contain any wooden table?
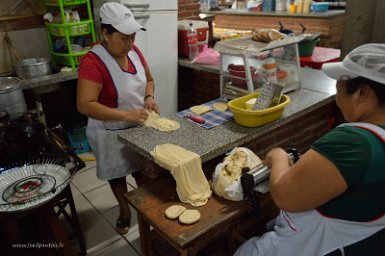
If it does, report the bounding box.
[125,177,251,256]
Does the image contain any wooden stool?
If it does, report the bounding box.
[125,177,251,256]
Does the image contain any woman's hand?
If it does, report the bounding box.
[144,97,160,114]
[265,147,289,168]
[125,108,149,124]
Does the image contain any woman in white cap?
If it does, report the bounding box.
[235,44,385,255]
[77,2,159,234]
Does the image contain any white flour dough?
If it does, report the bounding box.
[212,147,262,201]
[213,102,228,112]
[179,209,201,224]
[144,111,180,132]
[165,205,186,219]
[190,105,211,115]
[151,144,212,206]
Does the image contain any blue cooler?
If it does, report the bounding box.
[65,126,91,154]
[263,0,276,11]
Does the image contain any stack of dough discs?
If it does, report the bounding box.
[179,209,201,225]
[190,105,211,115]
[165,205,186,219]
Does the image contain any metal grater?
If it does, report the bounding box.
[254,82,283,110]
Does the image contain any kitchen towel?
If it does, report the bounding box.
[175,98,233,129]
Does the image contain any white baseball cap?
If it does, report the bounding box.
[100,2,145,35]
[322,43,385,84]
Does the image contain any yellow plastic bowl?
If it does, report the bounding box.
[228,92,291,127]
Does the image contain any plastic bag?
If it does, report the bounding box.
[192,44,220,65]
[212,147,262,201]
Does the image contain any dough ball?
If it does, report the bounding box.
[165,205,186,219]
[213,102,228,112]
[179,209,201,225]
[190,105,211,115]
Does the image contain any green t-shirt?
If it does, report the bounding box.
[311,125,385,222]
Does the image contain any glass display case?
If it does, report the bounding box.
[214,35,304,99]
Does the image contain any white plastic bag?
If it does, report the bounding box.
[212,147,262,201]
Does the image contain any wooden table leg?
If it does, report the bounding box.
[138,215,153,256]
[37,206,76,256]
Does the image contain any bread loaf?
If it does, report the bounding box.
[252,29,285,43]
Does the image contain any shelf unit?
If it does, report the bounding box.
[214,35,304,99]
[44,0,96,70]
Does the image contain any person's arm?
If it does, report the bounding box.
[143,65,160,114]
[77,78,148,123]
[266,147,348,212]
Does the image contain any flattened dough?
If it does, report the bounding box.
[179,209,201,224]
[213,102,228,112]
[190,105,211,115]
[165,205,186,219]
[144,111,180,132]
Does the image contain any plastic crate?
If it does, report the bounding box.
[312,2,329,12]
[65,126,91,154]
[47,22,91,37]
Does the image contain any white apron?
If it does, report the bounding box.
[86,44,146,180]
[235,123,385,256]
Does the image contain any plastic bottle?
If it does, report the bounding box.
[187,22,198,60]
[209,0,219,9]
[200,0,209,12]
[275,0,286,11]
[263,58,277,84]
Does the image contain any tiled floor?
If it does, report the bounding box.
[59,152,142,256]
[59,152,240,256]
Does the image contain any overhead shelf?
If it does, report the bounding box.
[0,15,44,32]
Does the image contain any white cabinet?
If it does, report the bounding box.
[134,11,178,117]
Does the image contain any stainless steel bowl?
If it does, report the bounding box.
[14,58,52,79]
[0,77,27,120]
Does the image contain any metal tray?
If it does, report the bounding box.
[0,163,71,212]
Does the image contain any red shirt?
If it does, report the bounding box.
[78,44,147,108]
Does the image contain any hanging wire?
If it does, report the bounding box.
[3,32,21,66]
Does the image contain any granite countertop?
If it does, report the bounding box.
[20,70,77,90]
[205,9,345,18]
[178,58,220,74]
[118,67,336,164]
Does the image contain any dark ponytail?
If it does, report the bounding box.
[100,23,118,35]
[345,77,385,105]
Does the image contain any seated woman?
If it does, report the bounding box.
[235,43,385,256]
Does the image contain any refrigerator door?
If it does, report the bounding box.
[120,0,177,10]
[134,11,178,116]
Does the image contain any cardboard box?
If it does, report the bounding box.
[178,20,209,58]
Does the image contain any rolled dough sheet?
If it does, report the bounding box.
[151,144,212,206]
